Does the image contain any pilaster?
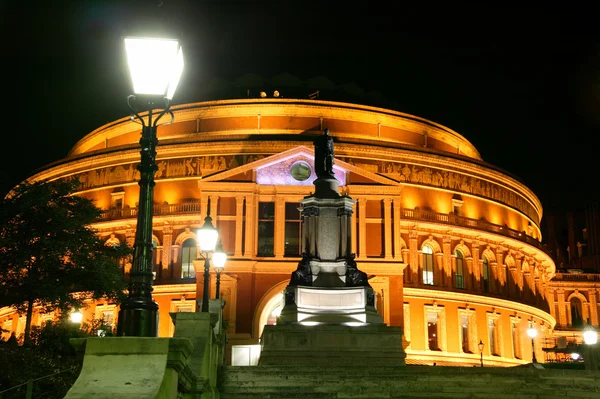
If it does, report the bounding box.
[392,198,402,260]
[408,229,419,283]
[243,194,255,257]
[234,195,244,257]
[590,289,599,326]
[384,198,393,259]
[442,235,452,287]
[162,225,173,271]
[274,197,286,257]
[557,289,567,326]
[358,198,367,259]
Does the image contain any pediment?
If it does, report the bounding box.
[200,146,400,187]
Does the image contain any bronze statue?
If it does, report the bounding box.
[345,254,370,287]
[289,252,313,286]
[314,128,335,178]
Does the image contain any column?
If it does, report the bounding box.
[442,235,452,288]
[393,198,402,260]
[383,198,392,259]
[274,197,285,258]
[200,192,208,220]
[495,247,506,295]
[546,288,556,323]
[161,225,173,271]
[234,195,244,257]
[408,229,419,283]
[358,198,367,259]
[590,289,599,326]
[209,195,219,221]
[557,289,567,326]
[243,194,255,257]
[351,200,357,255]
[472,241,481,291]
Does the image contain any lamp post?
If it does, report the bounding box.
[527,323,538,364]
[196,212,226,312]
[583,322,598,370]
[117,36,184,337]
[478,340,484,367]
[212,241,227,299]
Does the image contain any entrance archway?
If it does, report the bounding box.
[253,280,289,339]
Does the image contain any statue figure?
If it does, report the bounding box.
[314,128,335,178]
[289,252,313,286]
[345,254,370,287]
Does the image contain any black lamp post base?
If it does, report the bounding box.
[117,299,159,337]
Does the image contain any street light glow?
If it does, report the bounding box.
[527,325,537,339]
[584,324,598,345]
[197,215,219,252]
[125,37,184,99]
[70,309,83,323]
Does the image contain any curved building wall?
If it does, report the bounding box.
[1,99,556,366]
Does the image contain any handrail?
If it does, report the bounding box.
[100,203,549,255]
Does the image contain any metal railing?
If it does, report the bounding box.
[552,273,600,282]
[401,207,549,254]
[101,202,548,254]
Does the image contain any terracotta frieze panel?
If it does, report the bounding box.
[342,158,538,224]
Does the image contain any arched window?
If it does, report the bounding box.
[482,257,489,292]
[181,238,197,279]
[570,297,584,328]
[455,250,465,289]
[422,245,434,285]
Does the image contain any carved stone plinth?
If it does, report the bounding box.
[259,323,406,366]
[278,285,382,325]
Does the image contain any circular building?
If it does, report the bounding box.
[1,98,556,366]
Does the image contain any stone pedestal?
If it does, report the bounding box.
[259,324,406,366]
[278,285,383,325]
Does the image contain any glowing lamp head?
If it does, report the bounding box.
[212,241,227,269]
[584,324,598,345]
[527,325,538,339]
[197,215,218,252]
[71,309,83,323]
[478,340,484,353]
[571,352,580,361]
[124,37,184,99]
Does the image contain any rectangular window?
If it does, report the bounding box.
[512,322,521,359]
[258,202,275,257]
[284,203,301,257]
[455,252,465,289]
[427,312,440,350]
[460,315,470,353]
[488,318,498,356]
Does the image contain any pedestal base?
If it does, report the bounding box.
[278,285,382,324]
[259,324,406,366]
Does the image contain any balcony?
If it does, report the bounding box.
[552,273,600,282]
[100,203,548,255]
[400,208,549,255]
[100,201,201,220]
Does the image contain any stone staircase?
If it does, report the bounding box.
[218,365,600,398]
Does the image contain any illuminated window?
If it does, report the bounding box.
[257,202,275,257]
[423,245,434,285]
[455,250,465,289]
[284,203,302,257]
[460,315,470,353]
[488,317,500,356]
[570,297,584,328]
[181,238,196,279]
[511,319,521,359]
[482,257,489,292]
[427,312,440,350]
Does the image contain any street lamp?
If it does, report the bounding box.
[584,322,598,371]
[70,309,83,324]
[197,212,222,312]
[478,340,484,367]
[212,241,227,299]
[584,323,598,345]
[527,323,538,364]
[571,352,581,361]
[116,36,184,337]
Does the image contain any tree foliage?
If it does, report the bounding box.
[0,179,130,343]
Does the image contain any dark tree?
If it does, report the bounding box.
[0,179,130,344]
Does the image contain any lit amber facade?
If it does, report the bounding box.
[1,99,562,366]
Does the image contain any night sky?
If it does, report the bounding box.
[2,2,599,222]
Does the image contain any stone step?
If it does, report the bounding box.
[218,366,600,399]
